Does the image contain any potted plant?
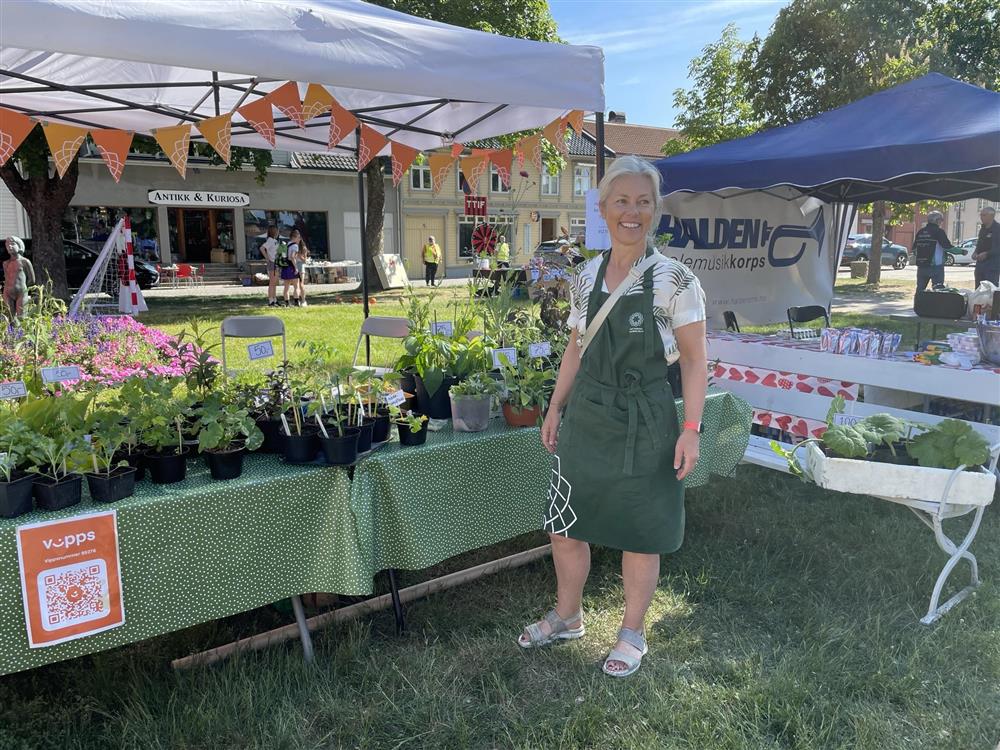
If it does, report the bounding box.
[134,378,193,484]
[279,389,319,464]
[449,372,499,432]
[500,361,554,427]
[254,366,292,453]
[306,399,360,466]
[19,394,91,511]
[390,406,429,447]
[0,418,35,518]
[196,396,264,480]
[84,409,137,503]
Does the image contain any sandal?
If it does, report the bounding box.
[601,627,648,678]
[517,608,585,649]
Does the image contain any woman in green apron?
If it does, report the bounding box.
[518,156,707,678]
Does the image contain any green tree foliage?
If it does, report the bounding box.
[371,0,560,42]
[661,24,761,157]
[921,0,1000,90]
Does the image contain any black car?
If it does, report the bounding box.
[1,238,159,293]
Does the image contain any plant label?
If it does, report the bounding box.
[492,347,518,369]
[385,390,407,407]
[41,366,81,384]
[833,413,862,426]
[247,341,275,360]
[0,380,27,400]
[528,341,552,358]
[430,321,454,336]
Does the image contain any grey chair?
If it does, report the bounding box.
[723,310,741,333]
[220,316,287,374]
[351,316,411,374]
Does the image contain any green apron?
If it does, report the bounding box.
[544,248,684,554]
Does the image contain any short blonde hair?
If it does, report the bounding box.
[597,155,663,237]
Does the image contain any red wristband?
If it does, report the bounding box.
[682,421,701,433]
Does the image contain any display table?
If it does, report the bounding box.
[0,457,360,676]
[888,312,971,346]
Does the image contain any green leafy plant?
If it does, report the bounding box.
[17,394,92,481]
[85,408,130,476]
[130,376,192,454]
[175,319,221,400]
[0,417,33,482]
[196,395,264,453]
[388,405,427,433]
[450,372,501,398]
[909,419,991,470]
[500,361,555,415]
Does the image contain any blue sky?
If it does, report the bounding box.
[549,0,788,128]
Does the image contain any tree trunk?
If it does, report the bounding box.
[0,155,79,301]
[362,160,387,293]
[865,200,885,287]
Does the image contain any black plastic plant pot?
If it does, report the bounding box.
[371,412,391,443]
[33,474,84,511]
[319,427,361,465]
[85,467,137,503]
[0,473,35,518]
[396,419,428,447]
[356,419,375,453]
[414,375,457,419]
[282,429,319,464]
[144,449,190,484]
[204,448,246,480]
[114,450,145,482]
[254,418,283,453]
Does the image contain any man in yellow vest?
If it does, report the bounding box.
[496,237,511,269]
[422,235,442,287]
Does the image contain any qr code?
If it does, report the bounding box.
[37,559,110,631]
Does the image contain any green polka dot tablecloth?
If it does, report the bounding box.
[350,390,751,574]
[0,455,361,676]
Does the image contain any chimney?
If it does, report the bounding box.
[607,111,626,123]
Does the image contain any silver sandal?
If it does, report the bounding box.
[601,627,648,678]
[517,608,585,649]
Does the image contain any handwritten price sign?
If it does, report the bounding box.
[430,321,454,336]
[528,341,552,358]
[492,347,518,369]
[41,366,81,384]
[0,380,27,400]
[385,390,407,407]
[247,341,275,360]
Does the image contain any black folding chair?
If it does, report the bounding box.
[786,305,830,339]
[723,310,741,332]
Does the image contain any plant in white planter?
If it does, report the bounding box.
[449,372,500,432]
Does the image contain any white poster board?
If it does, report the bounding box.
[374,253,409,289]
[584,188,610,250]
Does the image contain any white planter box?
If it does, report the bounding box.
[801,443,996,509]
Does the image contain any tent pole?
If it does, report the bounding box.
[595,111,606,182]
[356,127,371,365]
[211,72,220,117]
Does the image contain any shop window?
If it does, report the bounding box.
[541,170,560,196]
[458,214,514,258]
[244,210,329,261]
[66,206,160,260]
[574,165,594,196]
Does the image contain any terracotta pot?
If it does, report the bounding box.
[502,402,541,427]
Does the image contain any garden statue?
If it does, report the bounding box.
[2,236,35,317]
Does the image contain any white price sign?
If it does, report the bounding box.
[0,380,27,400]
[833,413,862,426]
[492,347,518,369]
[247,340,275,360]
[41,366,81,384]
[385,390,407,407]
[430,321,454,336]
[528,341,552,358]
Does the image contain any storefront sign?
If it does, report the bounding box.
[147,190,250,208]
[465,195,487,217]
[16,511,125,648]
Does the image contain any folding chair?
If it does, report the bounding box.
[220,316,287,375]
[786,305,830,339]
[351,316,411,374]
[723,310,741,333]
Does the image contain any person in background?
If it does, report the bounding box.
[912,210,953,291]
[496,236,511,269]
[422,235,442,287]
[974,206,1000,287]
[91,220,110,243]
[2,236,35,317]
[280,229,302,306]
[294,233,310,307]
[260,225,280,307]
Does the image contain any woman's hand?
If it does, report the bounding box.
[674,429,700,480]
[541,406,562,454]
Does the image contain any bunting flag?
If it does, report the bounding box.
[450,143,464,159]
[195,114,232,165]
[543,117,569,155]
[357,124,389,171]
[152,124,191,178]
[41,122,89,178]
[563,109,585,133]
[328,98,358,149]
[488,148,513,188]
[427,153,456,194]
[515,132,543,171]
[268,81,304,128]
[301,83,333,122]
[390,141,420,186]
[459,152,490,193]
[89,129,133,182]
[0,108,37,167]
[237,96,276,146]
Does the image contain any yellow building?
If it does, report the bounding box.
[400,131,615,278]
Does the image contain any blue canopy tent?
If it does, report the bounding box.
[654,73,1000,203]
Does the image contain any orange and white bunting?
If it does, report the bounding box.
[563,109,585,133]
[153,124,191,178]
[237,96,276,146]
[0,108,37,167]
[41,122,89,178]
[195,114,232,165]
[268,81,304,129]
[89,129,133,182]
[301,83,333,122]
[328,98,358,149]
[427,153,456,194]
[357,124,389,171]
[450,142,464,159]
[460,152,490,193]
[543,117,569,155]
[515,133,543,172]
[390,141,420,186]
[488,148,513,188]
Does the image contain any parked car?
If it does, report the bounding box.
[945,238,978,266]
[841,234,908,269]
[0,238,159,293]
[532,239,584,268]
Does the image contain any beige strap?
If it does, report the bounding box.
[579,252,660,358]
